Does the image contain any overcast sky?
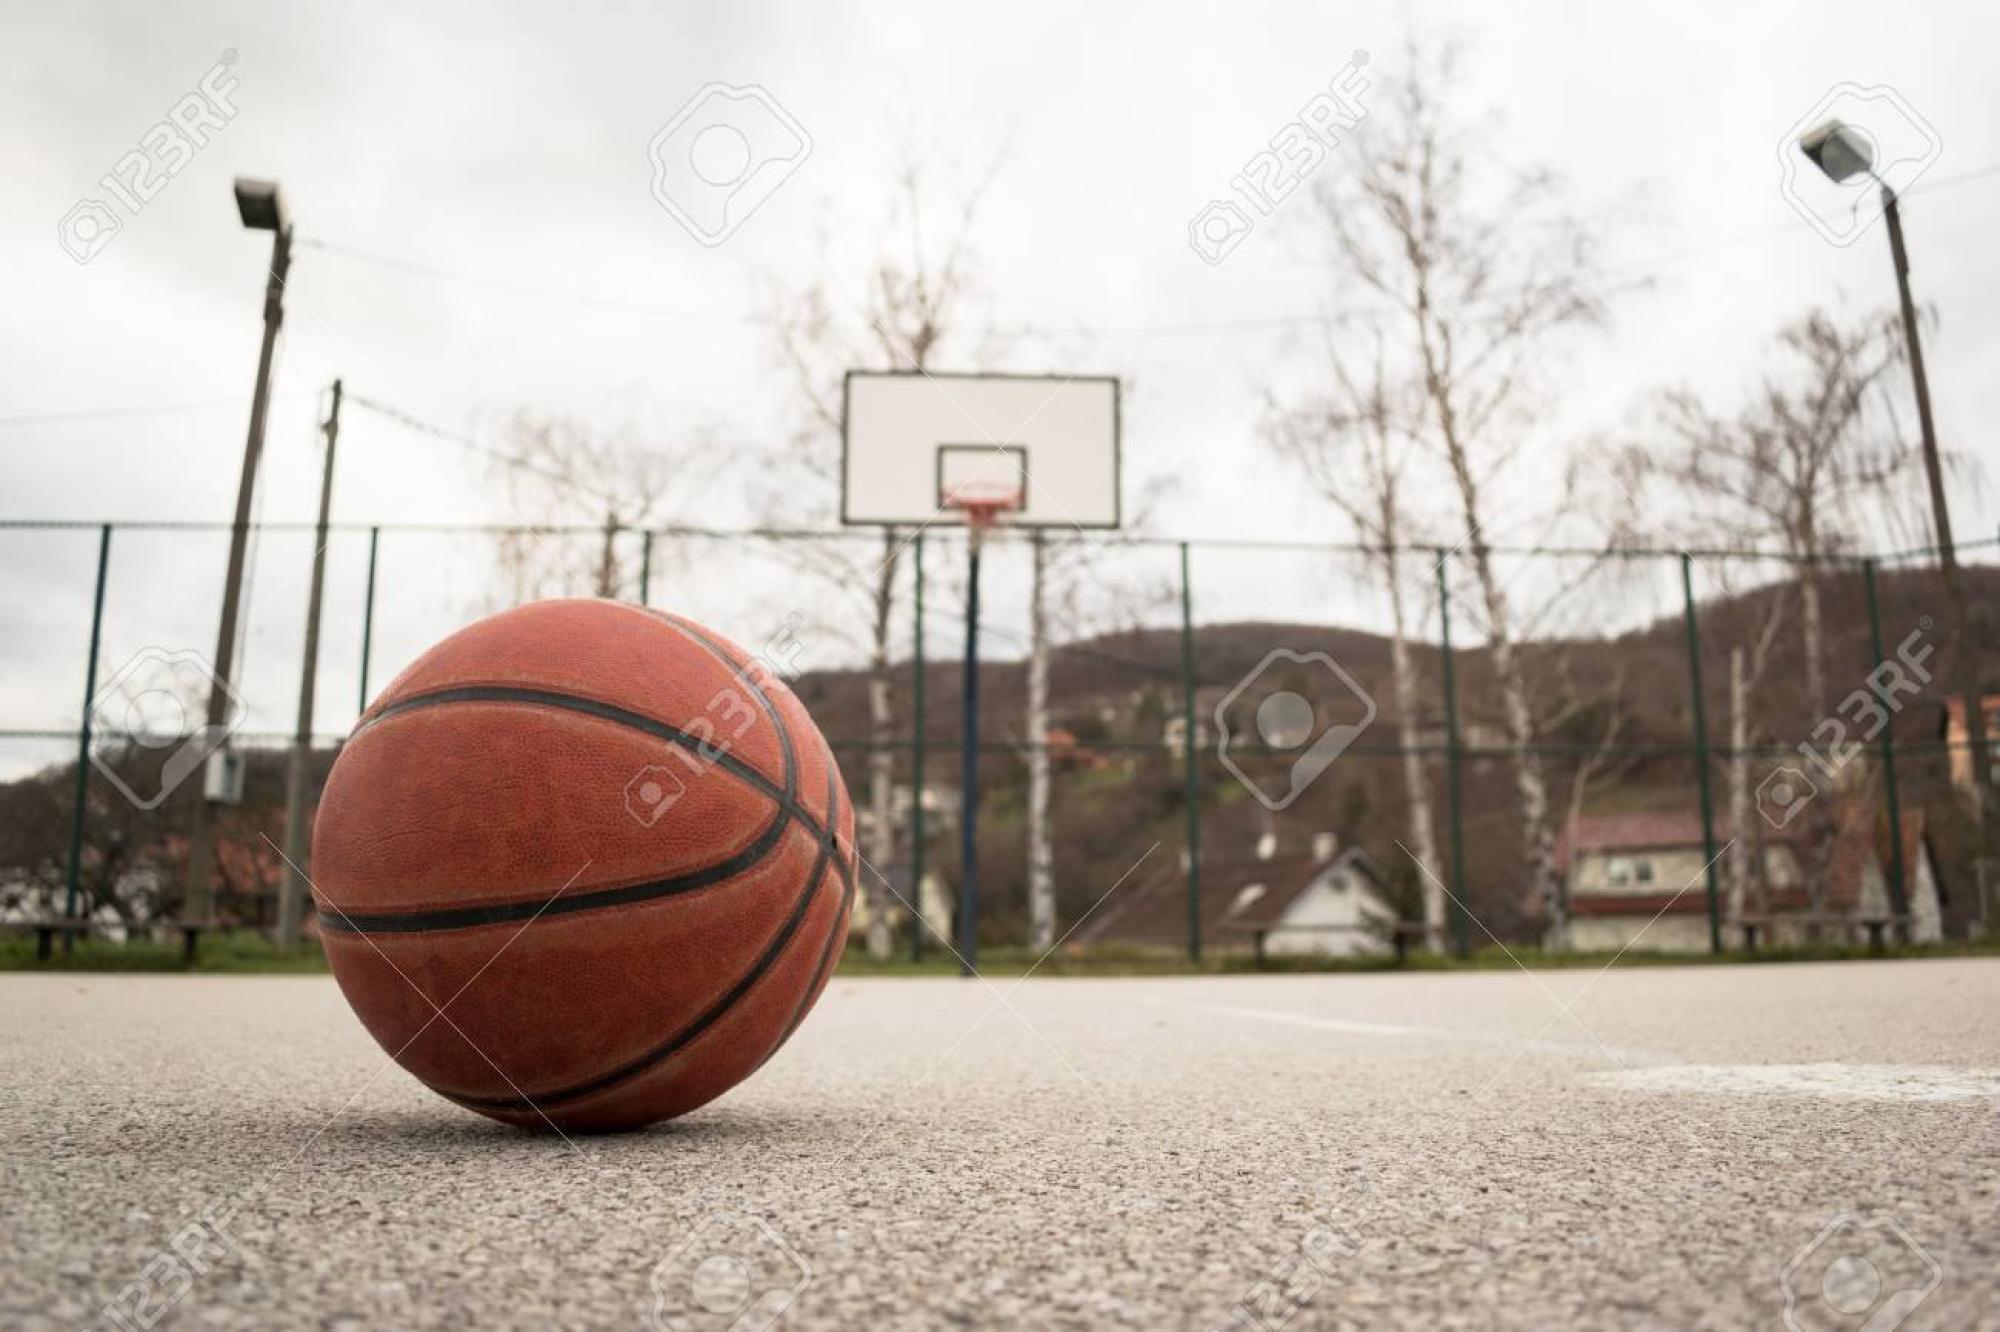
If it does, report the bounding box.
[3,0,1997,764]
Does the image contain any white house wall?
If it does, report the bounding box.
[1263,869,1393,958]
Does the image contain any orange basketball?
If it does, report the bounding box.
[312,599,854,1131]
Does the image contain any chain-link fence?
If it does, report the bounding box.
[3,517,1994,959]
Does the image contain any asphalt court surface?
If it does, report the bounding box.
[4,961,1997,1328]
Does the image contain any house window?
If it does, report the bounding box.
[1606,856,1656,888]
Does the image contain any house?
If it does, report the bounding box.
[845,783,973,947]
[855,783,963,847]
[1079,833,1400,957]
[1410,717,1511,756]
[0,874,131,941]
[1559,804,1946,952]
[1939,694,2000,797]
[1161,712,1205,761]
[836,860,950,947]
[1044,727,1111,772]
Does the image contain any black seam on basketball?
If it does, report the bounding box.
[772,731,857,1047]
[446,772,842,1113]
[649,612,857,902]
[317,798,793,934]
[356,685,793,807]
[639,610,801,808]
[641,607,860,901]
[317,676,827,933]
[775,849,854,1049]
[639,608,747,667]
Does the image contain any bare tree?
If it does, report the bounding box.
[1546,657,1642,933]
[1019,474,1176,952]
[1660,310,1903,712]
[1722,600,1792,929]
[1655,308,1907,922]
[1024,531,1055,950]
[1264,324,1448,951]
[487,407,696,603]
[762,138,1006,958]
[1307,36,1615,948]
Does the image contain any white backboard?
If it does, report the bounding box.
[841,371,1120,528]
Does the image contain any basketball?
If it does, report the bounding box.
[310,599,855,1132]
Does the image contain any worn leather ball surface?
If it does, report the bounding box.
[313,599,854,1131]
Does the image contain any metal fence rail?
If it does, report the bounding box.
[3,517,1993,959]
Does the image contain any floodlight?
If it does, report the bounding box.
[232,176,289,232]
[1798,120,1874,184]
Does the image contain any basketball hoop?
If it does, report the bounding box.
[942,482,1023,548]
[937,441,1028,548]
[839,371,1121,975]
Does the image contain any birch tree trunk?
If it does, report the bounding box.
[1384,545,1445,951]
[862,529,901,959]
[1473,560,1565,949]
[595,514,619,599]
[1800,565,1827,724]
[1293,37,1610,953]
[1799,563,1832,933]
[1425,363,1564,948]
[1726,646,1750,931]
[1025,532,1055,952]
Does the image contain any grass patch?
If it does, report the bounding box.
[0,930,331,974]
[5,930,1996,977]
[832,934,2000,977]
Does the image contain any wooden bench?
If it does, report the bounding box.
[1738,916,1902,955]
[1,919,205,963]
[1234,921,1432,968]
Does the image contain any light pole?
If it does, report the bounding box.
[276,379,340,949]
[185,177,292,934]
[1799,122,1990,929]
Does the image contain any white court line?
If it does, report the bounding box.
[1584,1063,2000,1104]
[1158,999,1668,1065]
[1165,1002,2000,1104]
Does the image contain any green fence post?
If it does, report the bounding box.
[911,533,926,962]
[1679,552,1723,954]
[1435,550,1470,956]
[1180,541,1202,963]
[1863,559,1910,932]
[638,530,654,606]
[62,524,114,943]
[357,525,380,716]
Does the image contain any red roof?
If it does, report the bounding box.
[1939,694,2000,734]
[1564,804,1935,919]
[1556,811,1707,871]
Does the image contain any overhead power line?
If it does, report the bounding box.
[9,162,1995,431]
[0,395,305,431]
[298,238,770,327]
[295,162,2000,340]
[342,393,609,506]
